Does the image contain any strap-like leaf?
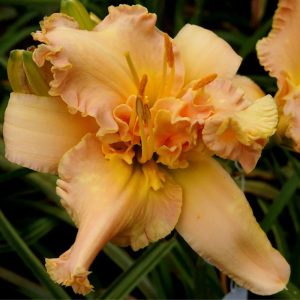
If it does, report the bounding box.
[0,210,70,299]
[101,239,176,299]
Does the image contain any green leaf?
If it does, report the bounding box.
[258,199,289,258]
[1,11,37,39]
[0,167,32,183]
[215,30,246,47]
[0,266,52,298]
[238,19,272,58]
[260,173,299,233]
[244,180,279,199]
[0,6,17,21]
[12,199,73,225]
[0,210,70,299]
[0,0,59,4]
[101,239,176,299]
[26,173,60,202]
[193,257,223,299]
[103,242,157,299]
[275,282,300,299]
[169,252,193,290]
[0,26,37,56]
[0,218,57,253]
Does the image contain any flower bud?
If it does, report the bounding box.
[7,50,49,96]
[7,50,31,93]
[22,51,49,96]
[60,0,96,30]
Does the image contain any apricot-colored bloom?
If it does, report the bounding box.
[257,0,300,151]
[4,4,289,296]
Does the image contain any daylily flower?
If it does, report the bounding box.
[4,4,290,296]
[257,0,300,151]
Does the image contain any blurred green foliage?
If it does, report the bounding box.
[0,0,299,299]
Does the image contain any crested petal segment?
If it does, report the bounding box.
[3,93,97,173]
[32,5,184,135]
[230,95,278,144]
[174,24,242,84]
[257,0,300,86]
[203,93,278,173]
[49,134,182,294]
[172,157,290,295]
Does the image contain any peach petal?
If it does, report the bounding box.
[172,157,290,295]
[174,24,242,84]
[153,109,193,168]
[179,89,213,125]
[48,134,182,294]
[3,92,97,173]
[204,78,250,113]
[33,7,184,136]
[257,0,300,86]
[232,75,265,102]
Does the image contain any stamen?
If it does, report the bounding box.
[138,74,148,99]
[136,96,146,121]
[144,104,155,156]
[193,73,217,90]
[125,51,140,88]
[132,74,154,163]
[129,75,148,131]
[160,53,167,96]
[164,33,174,68]
[160,34,175,97]
[136,96,148,163]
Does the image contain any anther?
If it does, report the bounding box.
[164,33,174,68]
[138,74,148,98]
[125,51,140,88]
[193,73,217,90]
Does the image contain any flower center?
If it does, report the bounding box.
[104,38,213,168]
